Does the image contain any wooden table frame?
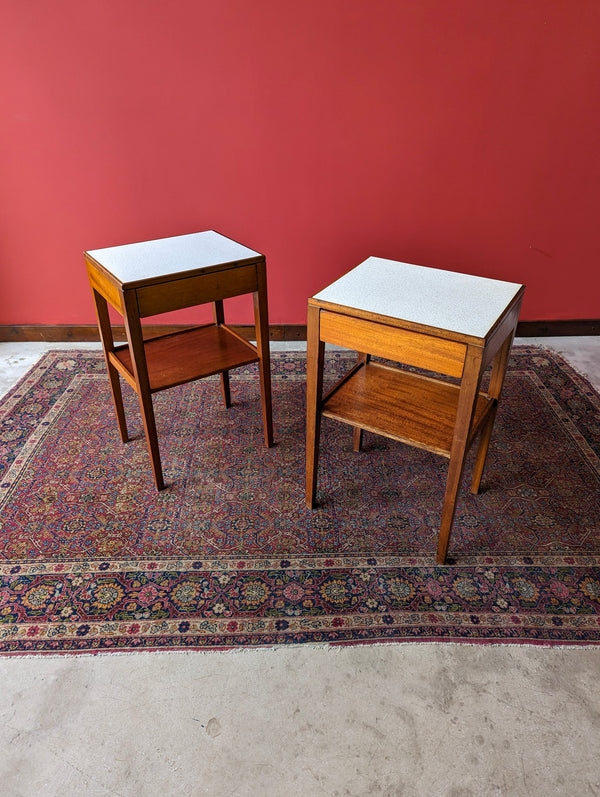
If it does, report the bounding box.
[305,264,524,564]
[84,232,273,491]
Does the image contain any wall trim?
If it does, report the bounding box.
[514,319,600,337]
[0,320,598,343]
[0,324,308,343]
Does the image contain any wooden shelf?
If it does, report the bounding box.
[321,361,494,457]
[109,324,259,392]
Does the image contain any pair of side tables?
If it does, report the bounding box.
[85,231,524,564]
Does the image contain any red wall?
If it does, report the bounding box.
[1,0,599,325]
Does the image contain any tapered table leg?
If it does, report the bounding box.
[436,346,484,564]
[352,353,369,452]
[471,332,514,495]
[305,304,325,508]
[122,291,165,491]
[91,290,129,442]
[253,261,273,447]
[212,300,232,408]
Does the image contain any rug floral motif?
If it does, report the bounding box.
[0,347,599,654]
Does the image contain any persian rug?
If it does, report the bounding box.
[0,347,599,654]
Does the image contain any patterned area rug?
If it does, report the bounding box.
[1,347,599,654]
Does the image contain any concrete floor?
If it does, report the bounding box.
[1,338,599,796]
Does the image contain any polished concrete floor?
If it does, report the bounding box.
[0,338,599,796]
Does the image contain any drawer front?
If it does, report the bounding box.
[136,264,259,317]
[319,310,467,378]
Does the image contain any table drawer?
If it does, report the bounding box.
[319,309,467,378]
[136,263,259,317]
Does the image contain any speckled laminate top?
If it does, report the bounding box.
[86,231,262,285]
[313,257,523,339]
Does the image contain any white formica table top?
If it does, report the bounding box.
[312,257,523,339]
[86,231,262,285]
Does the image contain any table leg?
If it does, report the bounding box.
[122,291,165,491]
[91,288,129,443]
[306,304,325,508]
[470,331,515,494]
[352,353,370,452]
[436,346,484,564]
[253,261,273,447]
[213,300,231,408]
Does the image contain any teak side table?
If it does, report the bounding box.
[305,257,524,564]
[84,230,273,490]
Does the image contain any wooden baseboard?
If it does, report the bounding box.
[0,324,308,343]
[0,320,598,343]
[515,319,600,337]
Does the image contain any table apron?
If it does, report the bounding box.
[86,263,124,314]
[480,300,522,371]
[318,309,468,379]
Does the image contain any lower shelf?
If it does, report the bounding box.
[321,361,493,457]
[109,324,260,392]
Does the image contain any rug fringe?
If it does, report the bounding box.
[2,640,600,661]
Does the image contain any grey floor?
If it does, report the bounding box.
[0,338,599,797]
